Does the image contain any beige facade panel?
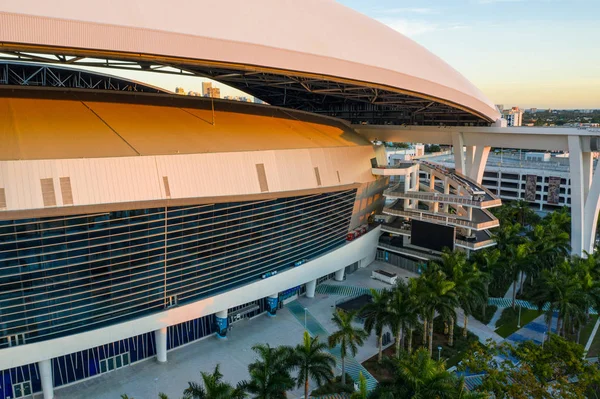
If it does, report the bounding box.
[0,146,376,215]
[59,177,73,205]
[255,164,269,193]
[0,188,6,209]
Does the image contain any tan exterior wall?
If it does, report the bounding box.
[0,146,376,217]
[350,176,389,228]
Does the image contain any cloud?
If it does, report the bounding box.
[378,18,470,38]
[477,0,524,3]
[378,18,439,37]
[383,7,438,14]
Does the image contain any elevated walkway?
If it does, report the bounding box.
[383,200,499,230]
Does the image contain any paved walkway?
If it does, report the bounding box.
[287,301,378,391]
[54,261,395,399]
[487,280,515,329]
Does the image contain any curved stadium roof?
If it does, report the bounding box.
[0,0,500,126]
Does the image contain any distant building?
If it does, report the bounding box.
[502,107,524,127]
[529,108,537,113]
[175,87,185,95]
[206,87,221,98]
[202,82,212,96]
[496,104,504,113]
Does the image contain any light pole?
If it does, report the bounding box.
[517,305,522,329]
[542,331,546,349]
[154,377,158,397]
[437,346,442,361]
[304,308,308,331]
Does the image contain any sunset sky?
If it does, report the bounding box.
[339,0,600,109]
[86,0,600,109]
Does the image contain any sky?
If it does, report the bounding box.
[84,0,600,109]
[338,0,600,109]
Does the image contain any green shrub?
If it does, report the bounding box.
[311,374,355,396]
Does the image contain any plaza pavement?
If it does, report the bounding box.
[54,261,393,399]
[52,260,503,398]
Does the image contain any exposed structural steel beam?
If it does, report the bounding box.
[0,61,168,93]
[0,50,489,126]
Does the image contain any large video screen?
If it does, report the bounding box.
[411,220,455,252]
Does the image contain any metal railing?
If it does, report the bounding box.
[383,206,499,230]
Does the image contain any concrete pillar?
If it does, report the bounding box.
[411,169,418,191]
[267,293,279,317]
[432,202,439,213]
[583,156,600,255]
[469,146,491,184]
[305,279,317,298]
[334,268,345,282]
[39,359,54,399]
[569,136,585,257]
[404,176,410,209]
[452,132,465,175]
[465,146,475,177]
[429,174,435,190]
[443,181,450,213]
[216,309,228,339]
[155,327,167,363]
[466,207,473,236]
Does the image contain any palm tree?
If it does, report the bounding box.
[417,264,458,356]
[531,261,586,339]
[328,309,368,385]
[292,331,336,399]
[388,280,418,357]
[439,250,486,343]
[478,248,501,319]
[184,364,247,399]
[507,242,531,309]
[350,372,368,399]
[245,344,295,399]
[372,348,458,398]
[362,288,391,362]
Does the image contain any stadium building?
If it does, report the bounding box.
[1,1,599,398]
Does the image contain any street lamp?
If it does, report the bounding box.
[542,331,546,349]
[517,305,522,329]
[437,346,442,361]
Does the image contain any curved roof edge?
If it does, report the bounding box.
[0,1,500,123]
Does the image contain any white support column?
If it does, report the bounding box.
[443,179,450,213]
[465,146,475,176]
[404,175,410,208]
[306,279,317,298]
[39,359,54,399]
[568,136,585,257]
[215,310,228,339]
[155,327,167,363]
[452,132,465,175]
[583,152,593,200]
[334,268,345,282]
[429,174,436,190]
[469,146,491,184]
[583,158,600,255]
